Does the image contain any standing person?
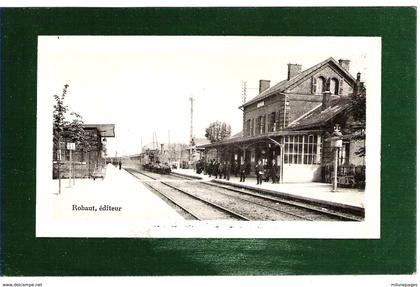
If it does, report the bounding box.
[239,162,246,182]
[202,160,207,175]
[195,161,200,174]
[232,160,238,177]
[208,160,214,178]
[214,161,220,178]
[255,160,263,185]
[118,160,122,170]
[225,161,231,181]
[270,159,279,184]
[222,161,227,179]
[218,161,224,179]
[198,159,204,174]
[264,162,270,182]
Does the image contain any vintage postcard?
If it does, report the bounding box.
[36,36,381,238]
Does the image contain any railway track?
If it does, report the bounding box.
[126,168,363,221]
[169,172,363,221]
[200,181,363,221]
[126,169,250,221]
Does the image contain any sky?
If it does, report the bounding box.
[38,36,379,156]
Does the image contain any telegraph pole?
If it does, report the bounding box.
[140,137,143,154]
[189,96,194,144]
[154,132,159,150]
[241,81,247,104]
[168,130,171,162]
[189,96,194,163]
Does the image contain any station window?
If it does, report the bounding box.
[246,119,251,136]
[338,141,350,165]
[269,112,276,132]
[316,77,326,94]
[256,117,261,135]
[284,135,319,165]
[330,78,339,95]
[260,115,266,134]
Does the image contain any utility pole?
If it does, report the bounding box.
[189,96,194,144]
[168,130,171,162]
[152,131,159,151]
[189,96,194,164]
[242,81,247,104]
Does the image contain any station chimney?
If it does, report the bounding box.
[338,59,350,71]
[287,64,302,80]
[259,80,271,94]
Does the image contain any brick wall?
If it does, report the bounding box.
[288,65,354,96]
[243,94,287,136]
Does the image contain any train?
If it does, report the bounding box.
[143,162,171,174]
[107,149,177,174]
[116,149,172,174]
[142,149,172,174]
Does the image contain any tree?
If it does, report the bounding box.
[53,84,90,192]
[53,84,69,193]
[66,111,91,153]
[205,121,232,144]
[350,82,366,157]
[53,85,69,145]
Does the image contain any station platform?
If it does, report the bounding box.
[52,164,185,221]
[171,168,365,209]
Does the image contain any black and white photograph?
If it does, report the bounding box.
[36,36,381,238]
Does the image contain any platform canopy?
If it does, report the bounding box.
[83,124,115,137]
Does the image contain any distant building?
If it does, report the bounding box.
[200,57,365,185]
[188,137,211,162]
[53,124,115,179]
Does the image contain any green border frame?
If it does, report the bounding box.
[1,8,416,276]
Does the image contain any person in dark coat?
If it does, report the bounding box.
[222,161,226,179]
[232,160,238,177]
[196,161,200,174]
[255,160,263,185]
[263,163,269,182]
[202,160,207,175]
[239,162,246,182]
[118,160,122,170]
[225,161,231,181]
[270,159,279,184]
[208,160,214,177]
[218,161,224,179]
[214,161,220,178]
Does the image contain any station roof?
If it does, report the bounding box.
[287,96,352,130]
[198,129,323,148]
[193,138,211,146]
[199,97,353,149]
[239,57,357,109]
[83,124,115,137]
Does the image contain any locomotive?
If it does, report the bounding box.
[142,149,171,174]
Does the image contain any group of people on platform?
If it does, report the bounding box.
[196,159,235,181]
[195,158,280,185]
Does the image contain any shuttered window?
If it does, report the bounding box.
[246,119,251,136]
[311,77,317,94]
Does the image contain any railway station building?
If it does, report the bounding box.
[53,124,115,179]
[200,57,366,185]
